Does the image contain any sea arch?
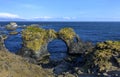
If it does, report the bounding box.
[21,26,79,59]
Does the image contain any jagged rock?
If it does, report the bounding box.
[69,40,93,54]
[114,57,120,67]
[6,22,18,30]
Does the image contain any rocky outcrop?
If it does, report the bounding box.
[69,38,93,54]
[20,26,56,58]
[84,41,120,73]
[6,22,18,30]
[19,26,79,60]
[57,28,93,55]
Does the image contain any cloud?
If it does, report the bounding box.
[32,16,54,20]
[62,17,76,20]
[0,13,20,18]
[62,17,71,20]
[0,12,77,21]
[33,16,76,21]
[34,16,52,19]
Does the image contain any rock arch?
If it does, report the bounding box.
[19,26,80,59]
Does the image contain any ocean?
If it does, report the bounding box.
[0,22,120,60]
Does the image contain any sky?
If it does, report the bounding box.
[0,0,120,21]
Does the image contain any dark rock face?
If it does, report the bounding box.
[69,37,93,54]
[17,45,50,64]
[114,57,120,67]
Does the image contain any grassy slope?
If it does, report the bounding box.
[0,50,53,77]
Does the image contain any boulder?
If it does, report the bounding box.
[6,22,18,30]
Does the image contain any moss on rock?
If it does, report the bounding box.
[84,40,120,73]
[22,26,57,52]
[21,26,79,61]
[22,26,76,53]
[59,27,76,40]
[58,27,77,50]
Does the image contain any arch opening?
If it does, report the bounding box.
[47,39,68,61]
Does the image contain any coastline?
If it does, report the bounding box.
[0,22,120,77]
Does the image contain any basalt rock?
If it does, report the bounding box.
[69,38,93,54]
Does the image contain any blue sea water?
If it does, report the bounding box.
[0,22,120,60]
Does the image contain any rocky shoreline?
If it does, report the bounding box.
[0,23,120,77]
